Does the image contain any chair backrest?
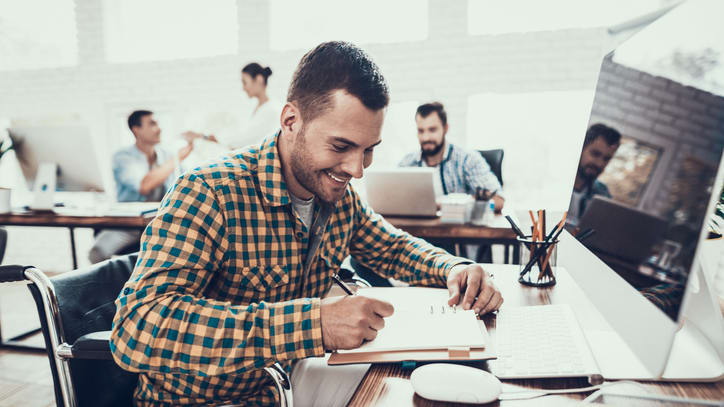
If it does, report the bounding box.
[0,227,6,264]
[28,254,139,407]
[478,149,504,186]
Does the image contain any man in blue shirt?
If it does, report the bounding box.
[399,102,505,212]
[88,110,193,263]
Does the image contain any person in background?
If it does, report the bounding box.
[567,123,621,225]
[184,63,281,149]
[88,110,193,264]
[399,102,505,212]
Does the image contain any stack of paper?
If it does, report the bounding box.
[438,193,474,224]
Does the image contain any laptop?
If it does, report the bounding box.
[578,196,668,263]
[364,168,438,217]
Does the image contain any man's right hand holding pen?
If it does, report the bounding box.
[320,295,394,350]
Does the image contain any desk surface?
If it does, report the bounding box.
[0,209,517,240]
[0,211,149,229]
[347,264,724,406]
[385,211,516,240]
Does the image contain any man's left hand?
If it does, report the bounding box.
[446,264,503,315]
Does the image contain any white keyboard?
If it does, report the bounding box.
[490,304,599,379]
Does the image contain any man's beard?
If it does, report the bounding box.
[577,164,601,185]
[289,127,347,204]
[420,138,445,158]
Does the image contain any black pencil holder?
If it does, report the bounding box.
[517,236,558,287]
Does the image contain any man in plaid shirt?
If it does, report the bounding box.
[111,41,503,406]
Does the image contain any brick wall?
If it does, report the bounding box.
[590,56,724,215]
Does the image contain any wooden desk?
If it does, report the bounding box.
[0,211,150,269]
[347,265,724,406]
[385,212,519,263]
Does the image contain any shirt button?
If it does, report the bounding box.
[296,232,303,239]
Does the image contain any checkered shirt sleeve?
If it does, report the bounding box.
[348,188,470,285]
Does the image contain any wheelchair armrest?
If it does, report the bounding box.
[65,331,114,360]
[0,265,31,283]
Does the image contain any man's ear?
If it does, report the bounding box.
[280,102,302,139]
[443,123,449,135]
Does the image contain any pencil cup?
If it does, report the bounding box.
[517,236,558,287]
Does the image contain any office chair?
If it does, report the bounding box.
[0,254,293,407]
[0,227,6,263]
[478,149,504,186]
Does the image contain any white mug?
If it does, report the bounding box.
[0,187,10,214]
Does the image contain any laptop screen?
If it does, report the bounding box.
[565,4,724,321]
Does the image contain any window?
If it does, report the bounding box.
[269,0,428,52]
[467,90,595,210]
[597,137,661,207]
[103,0,238,63]
[468,0,668,35]
[0,0,77,70]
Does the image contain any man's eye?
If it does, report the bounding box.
[364,148,374,154]
[332,144,348,152]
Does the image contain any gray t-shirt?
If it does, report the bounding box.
[290,193,315,228]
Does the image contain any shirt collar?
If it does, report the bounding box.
[257,131,291,207]
[414,141,452,165]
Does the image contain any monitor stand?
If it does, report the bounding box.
[661,262,724,381]
[30,162,56,211]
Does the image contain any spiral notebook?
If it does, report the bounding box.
[328,287,493,365]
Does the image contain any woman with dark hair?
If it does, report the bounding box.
[183,62,281,149]
[233,62,282,148]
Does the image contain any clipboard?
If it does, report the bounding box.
[328,321,496,365]
[327,287,497,365]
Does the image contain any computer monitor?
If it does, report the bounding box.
[558,0,724,381]
[9,126,105,192]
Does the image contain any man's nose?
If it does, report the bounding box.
[340,153,364,179]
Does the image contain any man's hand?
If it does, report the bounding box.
[320,296,394,351]
[492,195,505,213]
[447,264,503,315]
[178,142,194,161]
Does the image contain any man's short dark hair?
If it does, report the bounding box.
[416,102,447,127]
[128,110,153,131]
[287,41,389,123]
[584,123,621,147]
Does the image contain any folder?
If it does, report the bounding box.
[328,287,496,365]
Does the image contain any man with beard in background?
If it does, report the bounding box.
[399,102,504,211]
[567,123,622,225]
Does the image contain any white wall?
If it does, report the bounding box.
[0,0,608,210]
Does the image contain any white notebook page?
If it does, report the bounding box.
[338,287,487,354]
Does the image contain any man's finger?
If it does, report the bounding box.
[472,283,495,314]
[461,271,482,310]
[481,292,503,315]
[368,314,385,331]
[363,327,378,342]
[447,280,461,306]
[371,299,395,317]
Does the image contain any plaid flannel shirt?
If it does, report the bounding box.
[110,132,469,406]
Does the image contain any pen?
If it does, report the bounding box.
[331,273,355,295]
[505,215,526,238]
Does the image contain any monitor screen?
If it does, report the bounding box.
[565,2,724,321]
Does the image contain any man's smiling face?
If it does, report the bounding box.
[288,90,385,204]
